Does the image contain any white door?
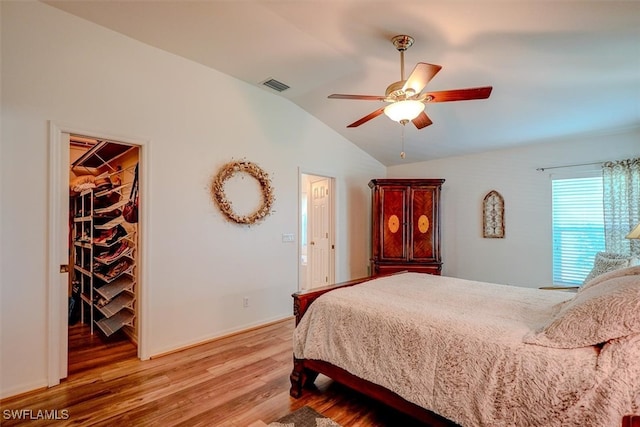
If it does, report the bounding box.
[309,177,330,288]
[57,132,72,381]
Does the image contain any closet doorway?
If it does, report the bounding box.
[299,173,335,291]
[68,135,139,375]
[47,123,148,387]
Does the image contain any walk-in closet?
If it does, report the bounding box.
[68,135,140,373]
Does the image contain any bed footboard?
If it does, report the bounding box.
[289,357,456,426]
[289,276,372,397]
[292,276,372,326]
[290,275,373,398]
[289,273,458,426]
[289,358,319,398]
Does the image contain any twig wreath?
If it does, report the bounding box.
[211,160,275,225]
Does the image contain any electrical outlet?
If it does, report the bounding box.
[243,297,249,308]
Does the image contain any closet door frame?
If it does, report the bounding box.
[47,121,150,387]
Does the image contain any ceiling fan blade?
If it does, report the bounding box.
[412,111,433,129]
[426,86,493,102]
[329,94,387,101]
[402,63,442,95]
[347,107,386,128]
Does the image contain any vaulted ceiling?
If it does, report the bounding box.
[45,1,640,166]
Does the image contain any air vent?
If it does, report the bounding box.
[262,78,290,92]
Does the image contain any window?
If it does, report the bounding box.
[552,175,605,285]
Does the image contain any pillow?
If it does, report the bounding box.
[581,265,640,292]
[582,252,638,285]
[524,275,640,348]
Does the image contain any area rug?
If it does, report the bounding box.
[268,406,341,427]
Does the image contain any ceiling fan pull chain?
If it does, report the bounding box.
[400,123,406,159]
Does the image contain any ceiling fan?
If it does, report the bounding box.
[329,35,493,129]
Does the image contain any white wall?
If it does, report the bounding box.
[0,1,384,398]
[388,128,640,287]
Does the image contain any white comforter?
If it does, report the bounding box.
[293,273,640,427]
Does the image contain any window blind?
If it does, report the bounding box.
[552,176,605,285]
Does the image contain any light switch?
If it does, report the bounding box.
[282,233,295,243]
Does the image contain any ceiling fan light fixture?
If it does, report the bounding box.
[384,100,424,123]
[328,34,492,130]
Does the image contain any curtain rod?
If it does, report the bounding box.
[536,161,603,172]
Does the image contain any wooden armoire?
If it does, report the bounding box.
[369,178,444,276]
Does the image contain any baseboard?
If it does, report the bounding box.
[150,315,293,359]
[0,381,48,401]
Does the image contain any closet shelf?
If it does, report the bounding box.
[73,216,92,223]
[94,217,124,230]
[74,265,91,277]
[94,247,134,266]
[95,182,131,198]
[94,199,128,215]
[94,263,134,284]
[94,233,134,249]
[74,241,92,249]
[95,274,135,300]
[81,293,92,305]
[95,309,135,337]
[72,140,136,170]
[96,292,134,318]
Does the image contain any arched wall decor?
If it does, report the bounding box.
[482,190,505,238]
[211,160,275,225]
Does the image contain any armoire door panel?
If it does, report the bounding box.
[369,178,444,275]
[380,187,406,260]
[411,188,435,260]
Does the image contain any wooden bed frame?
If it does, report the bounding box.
[289,276,458,427]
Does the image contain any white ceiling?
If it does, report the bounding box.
[44,0,640,166]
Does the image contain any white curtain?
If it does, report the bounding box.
[603,158,640,255]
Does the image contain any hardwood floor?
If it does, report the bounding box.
[67,322,138,376]
[1,319,428,426]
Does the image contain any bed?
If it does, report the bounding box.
[289,270,640,426]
